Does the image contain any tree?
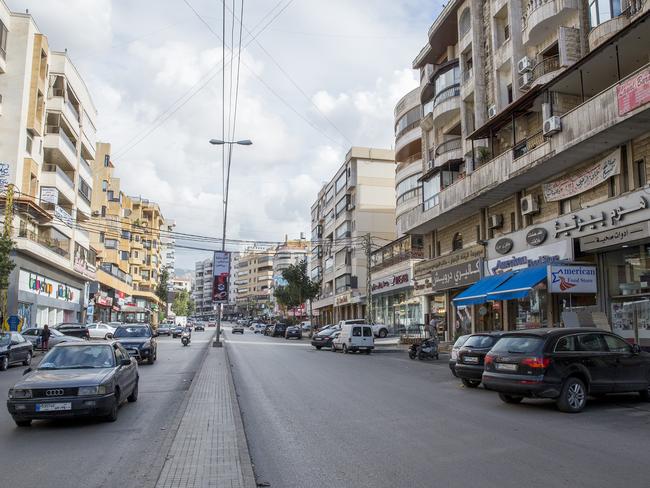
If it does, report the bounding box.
[172,289,191,316]
[0,233,16,321]
[156,268,170,316]
[187,298,195,317]
[273,260,320,333]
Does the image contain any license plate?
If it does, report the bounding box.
[464,356,479,364]
[36,402,72,412]
[496,363,518,371]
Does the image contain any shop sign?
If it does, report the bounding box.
[95,294,113,307]
[335,292,352,306]
[431,258,482,292]
[414,245,484,278]
[579,221,650,251]
[617,66,650,116]
[371,267,411,293]
[543,148,620,202]
[19,270,80,302]
[494,238,514,255]
[413,276,433,297]
[547,265,597,294]
[526,228,548,246]
[488,240,573,274]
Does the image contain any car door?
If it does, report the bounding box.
[9,333,27,363]
[603,334,648,392]
[113,346,132,393]
[576,333,616,393]
[362,326,373,348]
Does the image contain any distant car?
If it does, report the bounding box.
[253,323,266,334]
[455,332,505,388]
[21,328,83,349]
[157,325,173,336]
[449,334,471,377]
[7,341,139,426]
[271,324,287,337]
[0,332,33,371]
[231,324,244,334]
[87,323,117,340]
[311,327,338,350]
[285,326,302,339]
[113,325,157,364]
[207,321,216,328]
[172,326,184,338]
[52,323,90,340]
[194,323,205,332]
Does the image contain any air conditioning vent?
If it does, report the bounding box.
[520,195,540,215]
[488,105,497,118]
[488,214,503,229]
[543,116,562,136]
[519,72,534,90]
[517,56,533,74]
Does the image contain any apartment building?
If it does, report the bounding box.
[193,257,213,318]
[161,219,176,275]
[271,238,309,315]
[400,1,650,344]
[310,147,396,325]
[0,3,97,328]
[235,246,275,316]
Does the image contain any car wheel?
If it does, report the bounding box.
[315,346,322,350]
[343,345,348,354]
[14,418,32,427]
[408,350,417,360]
[105,333,113,340]
[330,344,337,352]
[105,390,120,422]
[498,393,524,404]
[461,378,480,388]
[0,356,8,371]
[127,379,139,403]
[379,329,388,338]
[557,377,587,413]
[23,351,32,366]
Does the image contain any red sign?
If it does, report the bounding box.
[371,273,409,292]
[617,68,650,116]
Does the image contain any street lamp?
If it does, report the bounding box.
[210,137,253,347]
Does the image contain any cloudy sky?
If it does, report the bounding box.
[9,0,442,269]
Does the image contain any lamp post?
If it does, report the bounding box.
[210,139,252,347]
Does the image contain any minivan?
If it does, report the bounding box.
[332,324,374,354]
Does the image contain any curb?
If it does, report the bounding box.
[224,341,258,488]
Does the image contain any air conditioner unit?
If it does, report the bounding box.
[488,105,497,118]
[517,56,533,74]
[488,214,503,229]
[520,195,540,215]
[543,116,562,136]
[520,72,534,90]
[91,211,100,217]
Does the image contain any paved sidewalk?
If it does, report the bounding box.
[155,343,256,488]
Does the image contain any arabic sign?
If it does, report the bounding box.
[488,240,573,274]
[431,259,482,292]
[579,221,650,251]
[414,245,484,278]
[526,228,548,246]
[55,205,73,227]
[371,268,411,293]
[617,67,650,116]
[212,251,230,303]
[494,238,514,255]
[40,187,59,205]
[0,163,10,190]
[547,265,597,294]
[543,148,620,202]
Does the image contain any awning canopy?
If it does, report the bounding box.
[487,266,548,301]
[453,272,514,306]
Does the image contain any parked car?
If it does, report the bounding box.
[271,323,287,337]
[113,324,157,364]
[449,334,471,377]
[231,324,245,334]
[52,323,90,340]
[157,324,173,336]
[0,332,33,371]
[311,327,338,350]
[172,326,184,338]
[194,323,205,332]
[482,328,650,413]
[7,341,139,426]
[21,328,83,349]
[332,324,374,354]
[336,319,388,338]
[455,332,505,388]
[300,321,312,332]
[253,323,267,334]
[285,326,302,339]
[87,323,117,340]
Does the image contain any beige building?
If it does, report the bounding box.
[311,147,396,325]
[400,1,650,344]
[235,246,275,316]
[271,238,310,315]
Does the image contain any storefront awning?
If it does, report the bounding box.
[487,266,548,301]
[452,272,514,306]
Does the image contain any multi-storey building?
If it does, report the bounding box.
[235,246,275,316]
[310,147,396,325]
[161,219,176,275]
[271,238,309,315]
[0,3,97,328]
[399,1,650,345]
[193,258,213,318]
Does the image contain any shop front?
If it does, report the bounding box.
[370,263,423,333]
[334,291,364,322]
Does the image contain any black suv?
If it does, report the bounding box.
[482,328,650,413]
[455,332,505,388]
[271,323,287,337]
[53,323,90,340]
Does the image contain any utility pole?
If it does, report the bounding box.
[363,233,373,324]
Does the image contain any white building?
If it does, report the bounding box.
[161,219,176,276]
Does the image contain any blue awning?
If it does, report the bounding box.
[453,272,514,306]
[487,266,548,301]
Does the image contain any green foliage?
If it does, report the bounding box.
[187,299,195,317]
[172,289,192,316]
[273,260,320,311]
[156,268,170,304]
[0,234,15,290]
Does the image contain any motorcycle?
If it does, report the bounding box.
[181,331,191,346]
[408,338,439,360]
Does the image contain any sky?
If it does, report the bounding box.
[9,0,443,269]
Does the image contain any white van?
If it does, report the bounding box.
[332,324,374,354]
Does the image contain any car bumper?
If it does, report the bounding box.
[286,333,301,338]
[448,360,457,373]
[311,339,330,347]
[454,363,484,380]
[125,348,153,360]
[482,372,560,398]
[7,394,115,419]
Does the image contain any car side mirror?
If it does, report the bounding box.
[121,358,132,366]
[23,367,32,375]
[632,344,642,355]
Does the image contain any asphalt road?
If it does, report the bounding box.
[0,330,214,488]
[227,331,650,488]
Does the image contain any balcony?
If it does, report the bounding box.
[47,97,80,137]
[395,122,422,155]
[18,227,70,260]
[41,164,75,204]
[519,55,561,91]
[432,84,461,126]
[434,138,463,168]
[44,126,78,169]
[522,0,580,46]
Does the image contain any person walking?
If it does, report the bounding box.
[41,324,51,352]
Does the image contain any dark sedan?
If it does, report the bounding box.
[157,325,173,336]
[455,332,505,388]
[113,325,157,364]
[285,326,301,339]
[194,323,205,332]
[172,326,184,338]
[271,324,287,337]
[53,323,90,340]
[7,342,138,426]
[311,327,337,350]
[0,332,33,371]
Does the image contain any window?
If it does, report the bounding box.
[452,232,463,251]
[459,8,471,37]
[423,176,440,211]
[555,335,578,352]
[0,19,7,59]
[507,84,513,104]
[335,221,351,239]
[105,239,118,249]
[603,335,630,353]
[335,196,348,217]
[120,251,129,260]
[396,174,420,201]
[352,327,362,337]
[325,186,334,204]
[99,232,105,243]
[577,333,606,352]
[335,172,347,193]
[394,106,421,138]
[78,177,92,202]
[104,154,110,167]
[635,159,646,188]
[122,230,131,240]
[589,0,622,27]
[107,190,114,201]
[101,205,106,217]
[363,326,372,337]
[25,131,33,155]
[102,180,108,191]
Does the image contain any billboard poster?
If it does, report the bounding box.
[213,251,231,303]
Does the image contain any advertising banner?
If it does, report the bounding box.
[213,251,231,303]
[617,67,650,116]
[547,265,597,294]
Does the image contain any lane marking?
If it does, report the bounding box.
[225,340,311,347]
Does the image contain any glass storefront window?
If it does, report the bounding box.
[372,291,422,332]
[512,283,548,329]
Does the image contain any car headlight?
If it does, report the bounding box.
[78,385,108,396]
[8,388,32,399]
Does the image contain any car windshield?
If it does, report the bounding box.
[39,345,116,369]
[491,336,545,354]
[50,329,64,337]
[114,326,151,338]
[0,333,10,347]
[464,335,497,348]
[317,329,334,336]
[453,335,470,348]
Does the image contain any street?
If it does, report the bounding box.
[227,331,650,488]
[0,332,213,488]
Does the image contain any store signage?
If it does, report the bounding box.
[95,294,113,307]
[40,187,59,205]
[431,258,482,292]
[494,238,514,255]
[547,265,597,294]
[488,240,573,274]
[335,292,351,306]
[543,149,620,202]
[19,270,79,303]
[414,245,484,278]
[371,271,410,292]
[526,228,548,246]
[579,221,650,251]
[213,251,231,303]
[617,67,650,116]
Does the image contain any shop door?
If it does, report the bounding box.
[476,302,502,332]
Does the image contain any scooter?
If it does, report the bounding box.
[408,338,439,360]
[181,330,191,346]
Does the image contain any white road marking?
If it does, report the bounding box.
[225,339,311,347]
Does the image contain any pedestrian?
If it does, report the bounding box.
[428,315,441,342]
[41,324,51,352]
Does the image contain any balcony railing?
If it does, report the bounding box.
[435,138,462,157]
[533,55,560,79]
[371,249,424,272]
[48,126,77,155]
[65,100,80,122]
[18,228,70,258]
[433,84,461,107]
[513,131,545,159]
[42,163,75,189]
[395,119,421,140]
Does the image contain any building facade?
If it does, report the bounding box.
[310,147,396,326]
[272,238,309,316]
[193,258,213,318]
[161,219,176,276]
[399,1,650,345]
[235,246,275,317]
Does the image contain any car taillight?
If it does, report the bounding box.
[484,354,494,366]
[521,357,550,369]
